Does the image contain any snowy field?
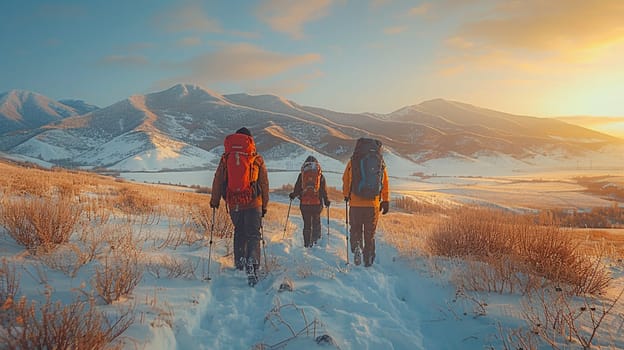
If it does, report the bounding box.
[2,158,623,349]
[3,193,623,350]
[120,165,623,211]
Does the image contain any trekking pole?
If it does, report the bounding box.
[345,200,349,265]
[326,205,330,247]
[261,225,269,273]
[282,198,293,239]
[205,208,216,281]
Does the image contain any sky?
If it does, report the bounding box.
[1,0,624,117]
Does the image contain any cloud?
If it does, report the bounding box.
[177,37,202,47]
[124,42,155,51]
[436,0,624,83]
[458,0,624,54]
[248,69,325,96]
[445,36,475,49]
[159,43,321,86]
[99,55,149,66]
[256,0,334,39]
[383,26,408,35]
[370,0,392,8]
[36,4,87,19]
[230,31,262,40]
[408,3,431,16]
[155,2,221,33]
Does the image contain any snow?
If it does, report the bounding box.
[10,134,76,161]
[4,193,621,349]
[110,146,215,172]
[2,162,624,349]
[0,201,525,349]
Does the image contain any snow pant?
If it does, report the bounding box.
[230,207,262,271]
[349,206,379,266]
[301,204,323,247]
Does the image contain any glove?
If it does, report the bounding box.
[210,202,219,209]
[289,192,296,200]
[344,196,350,203]
[262,208,267,217]
[324,199,331,208]
[380,201,389,215]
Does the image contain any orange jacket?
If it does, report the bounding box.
[342,159,389,208]
[210,153,269,211]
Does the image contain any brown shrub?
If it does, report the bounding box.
[0,258,20,309]
[94,252,143,304]
[427,207,611,295]
[0,195,82,251]
[1,295,133,350]
[113,187,157,216]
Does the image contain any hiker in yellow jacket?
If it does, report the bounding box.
[342,138,390,267]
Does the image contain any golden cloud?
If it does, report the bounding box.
[256,0,334,39]
[384,26,408,35]
[155,2,222,33]
[160,43,321,85]
[409,3,431,16]
[459,0,624,53]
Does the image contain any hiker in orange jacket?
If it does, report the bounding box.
[210,127,269,285]
[289,156,331,247]
[342,138,390,267]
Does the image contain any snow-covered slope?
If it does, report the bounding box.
[0,90,78,133]
[2,84,623,173]
[58,99,100,115]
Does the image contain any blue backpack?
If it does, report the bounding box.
[350,138,384,199]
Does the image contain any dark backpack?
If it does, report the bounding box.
[223,133,258,207]
[300,160,322,205]
[350,138,384,199]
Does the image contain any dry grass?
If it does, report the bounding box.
[95,252,143,304]
[522,287,624,349]
[426,207,611,295]
[379,212,439,259]
[146,255,198,280]
[0,258,20,311]
[0,294,133,350]
[0,195,82,251]
[189,203,234,240]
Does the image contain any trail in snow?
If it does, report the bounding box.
[178,205,452,350]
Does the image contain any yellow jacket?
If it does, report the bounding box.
[342,159,389,208]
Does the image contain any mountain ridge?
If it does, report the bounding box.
[1,83,622,173]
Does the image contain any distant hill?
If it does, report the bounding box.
[0,90,78,133]
[1,84,622,173]
[58,99,100,115]
[556,116,624,139]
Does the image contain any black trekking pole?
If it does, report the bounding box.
[205,208,216,281]
[282,198,293,239]
[326,205,330,247]
[261,225,269,273]
[345,200,349,265]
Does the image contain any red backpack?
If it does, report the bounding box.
[223,133,258,208]
[300,161,322,205]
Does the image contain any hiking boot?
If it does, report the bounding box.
[247,273,258,287]
[353,247,362,266]
[236,257,246,271]
[246,259,258,287]
[364,253,374,267]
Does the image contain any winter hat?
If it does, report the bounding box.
[236,127,252,137]
[304,155,318,163]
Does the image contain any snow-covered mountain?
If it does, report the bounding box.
[0,90,79,133]
[58,99,100,115]
[1,84,622,173]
